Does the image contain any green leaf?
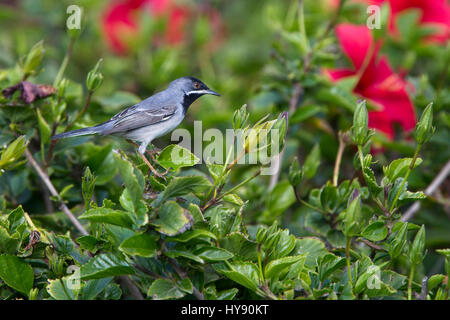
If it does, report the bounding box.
[383,158,423,183]
[113,152,144,204]
[215,262,261,291]
[164,250,204,264]
[303,144,320,179]
[79,207,135,229]
[195,247,234,262]
[294,237,328,267]
[0,225,20,254]
[156,145,200,170]
[153,201,193,236]
[363,167,382,196]
[169,229,217,242]
[317,253,346,282]
[153,176,210,207]
[290,105,322,123]
[80,253,135,280]
[82,277,113,300]
[266,181,296,216]
[320,183,339,213]
[352,100,368,145]
[361,221,388,242]
[410,225,426,265]
[148,279,185,300]
[0,136,28,170]
[389,222,408,258]
[264,255,305,280]
[47,277,76,300]
[0,254,34,295]
[119,233,157,258]
[428,274,445,290]
[36,108,51,144]
[414,102,435,145]
[81,167,96,209]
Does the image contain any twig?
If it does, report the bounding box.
[268,83,302,189]
[332,131,347,186]
[65,90,93,132]
[167,258,204,300]
[24,148,88,236]
[119,276,144,300]
[25,148,144,300]
[401,159,450,222]
[356,238,386,251]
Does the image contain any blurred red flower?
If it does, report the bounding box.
[102,0,224,54]
[329,0,450,44]
[324,23,416,140]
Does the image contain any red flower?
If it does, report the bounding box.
[324,23,416,140]
[101,0,224,54]
[329,0,450,44]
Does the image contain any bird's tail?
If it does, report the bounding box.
[51,125,103,140]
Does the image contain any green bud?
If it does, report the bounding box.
[22,40,45,78]
[57,78,69,99]
[28,288,39,300]
[343,192,362,237]
[256,226,268,244]
[351,100,368,145]
[389,222,408,259]
[410,225,426,265]
[86,58,104,91]
[414,103,435,145]
[233,104,249,130]
[289,157,303,187]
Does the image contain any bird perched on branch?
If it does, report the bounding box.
[52,76,220,177]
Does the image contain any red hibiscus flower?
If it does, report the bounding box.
[324,23,416,140]
[329,0,450,44]
[102,0,224,54]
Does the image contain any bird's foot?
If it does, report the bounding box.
[146,148,161,162]
[139,153,167,181]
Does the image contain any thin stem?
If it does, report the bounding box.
[333,131,347,186]
[408,264,416,300]
[218,168,261,200]
[346,237,353,292]
[390,144,421,212]
[293,186,328,215]
[65,90,94,132]
[53,37,75,87]
[24,148,88,236]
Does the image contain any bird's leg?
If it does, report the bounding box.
[126,139,168,179]
[147,146,161,162]
[139,153,167,181]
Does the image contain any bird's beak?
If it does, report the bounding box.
[205,89,221,96]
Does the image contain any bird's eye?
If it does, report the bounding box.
[193,82,201,89]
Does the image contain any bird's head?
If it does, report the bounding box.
[169,77,220,107]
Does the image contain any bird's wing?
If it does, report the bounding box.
[104,104,178,134]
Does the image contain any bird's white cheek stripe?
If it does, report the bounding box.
[186,90,210,95]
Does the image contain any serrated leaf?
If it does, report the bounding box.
[264,255,305,280]
[79,207,135,229]
[0,254,34,295]
[153,176,211,207]
[153,201,193,236]
[148,279,185,300]
[80,253,135,280]
[119,233,157,258]
[195,247,234,262]
[362,221,388,242]
[156,145,199,170]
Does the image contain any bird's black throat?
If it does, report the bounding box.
[182,92,204,113]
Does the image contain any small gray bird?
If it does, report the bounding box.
[52,76,220,176]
